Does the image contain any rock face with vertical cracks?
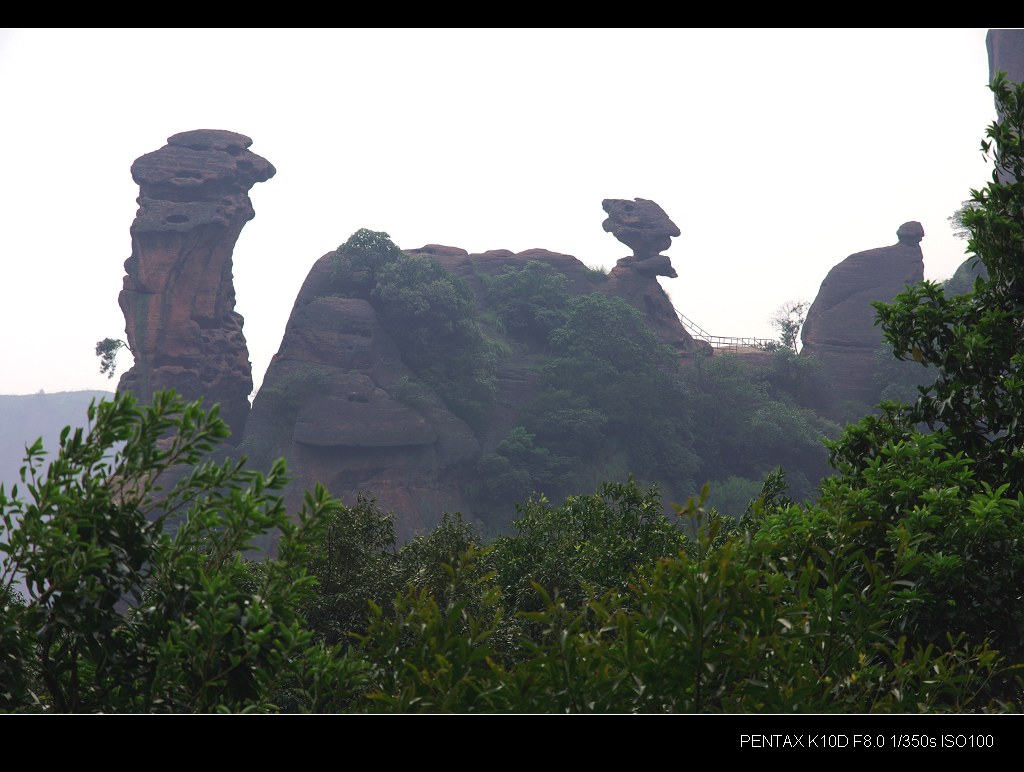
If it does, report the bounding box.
[800,222,925,415]
[117,130,275,442]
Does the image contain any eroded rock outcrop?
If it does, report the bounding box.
[800,222,925,415]
[243,245,482,541]
[602,198,680,267]
[601,198,696,356]
[117,130,275,441]
[245,199,695,540]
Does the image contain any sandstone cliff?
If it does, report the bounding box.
[800,222,925,417]
[117,129,275,442]
[601,198,695,358]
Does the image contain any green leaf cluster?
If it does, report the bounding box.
[484,259,570,342]
[821,72,1024,681]
[326,484,1011,713]
[478,294,701,514]
[1,394,1015,712]
[0,391,353,712]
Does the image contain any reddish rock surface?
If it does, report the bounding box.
[245,200,697,540]
[605,262,694,357]
[117,130,275,441]
[800,222,925,414]
[243,251,480,541]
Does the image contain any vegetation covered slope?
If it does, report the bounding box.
[309,231,839,533]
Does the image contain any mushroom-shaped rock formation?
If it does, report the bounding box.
[601,198,694,356]
[602,197,681,276]
[117,130,275,442]
[800,221,925,415]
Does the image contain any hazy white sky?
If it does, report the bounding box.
[0,28,999,397]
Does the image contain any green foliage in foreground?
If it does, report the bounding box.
[341,487,1013,713]
[827,73,1024,673]
[867,74,1024,492]
[0,391,359,713]
[0,390,1018,712]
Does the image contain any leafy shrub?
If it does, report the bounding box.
[484,260,570,342]
[0,390,353,713]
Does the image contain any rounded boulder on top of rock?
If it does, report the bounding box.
[601,197,681,271]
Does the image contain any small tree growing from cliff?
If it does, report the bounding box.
[95,337,131,379]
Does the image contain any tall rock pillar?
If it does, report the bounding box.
[117,129,275,442]
[987,29,1024,87]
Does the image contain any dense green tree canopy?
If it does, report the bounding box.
[484,259,569,342]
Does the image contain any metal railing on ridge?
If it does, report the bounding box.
[676,311,776,353]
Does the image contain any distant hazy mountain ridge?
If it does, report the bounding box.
[0,391,113,492]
